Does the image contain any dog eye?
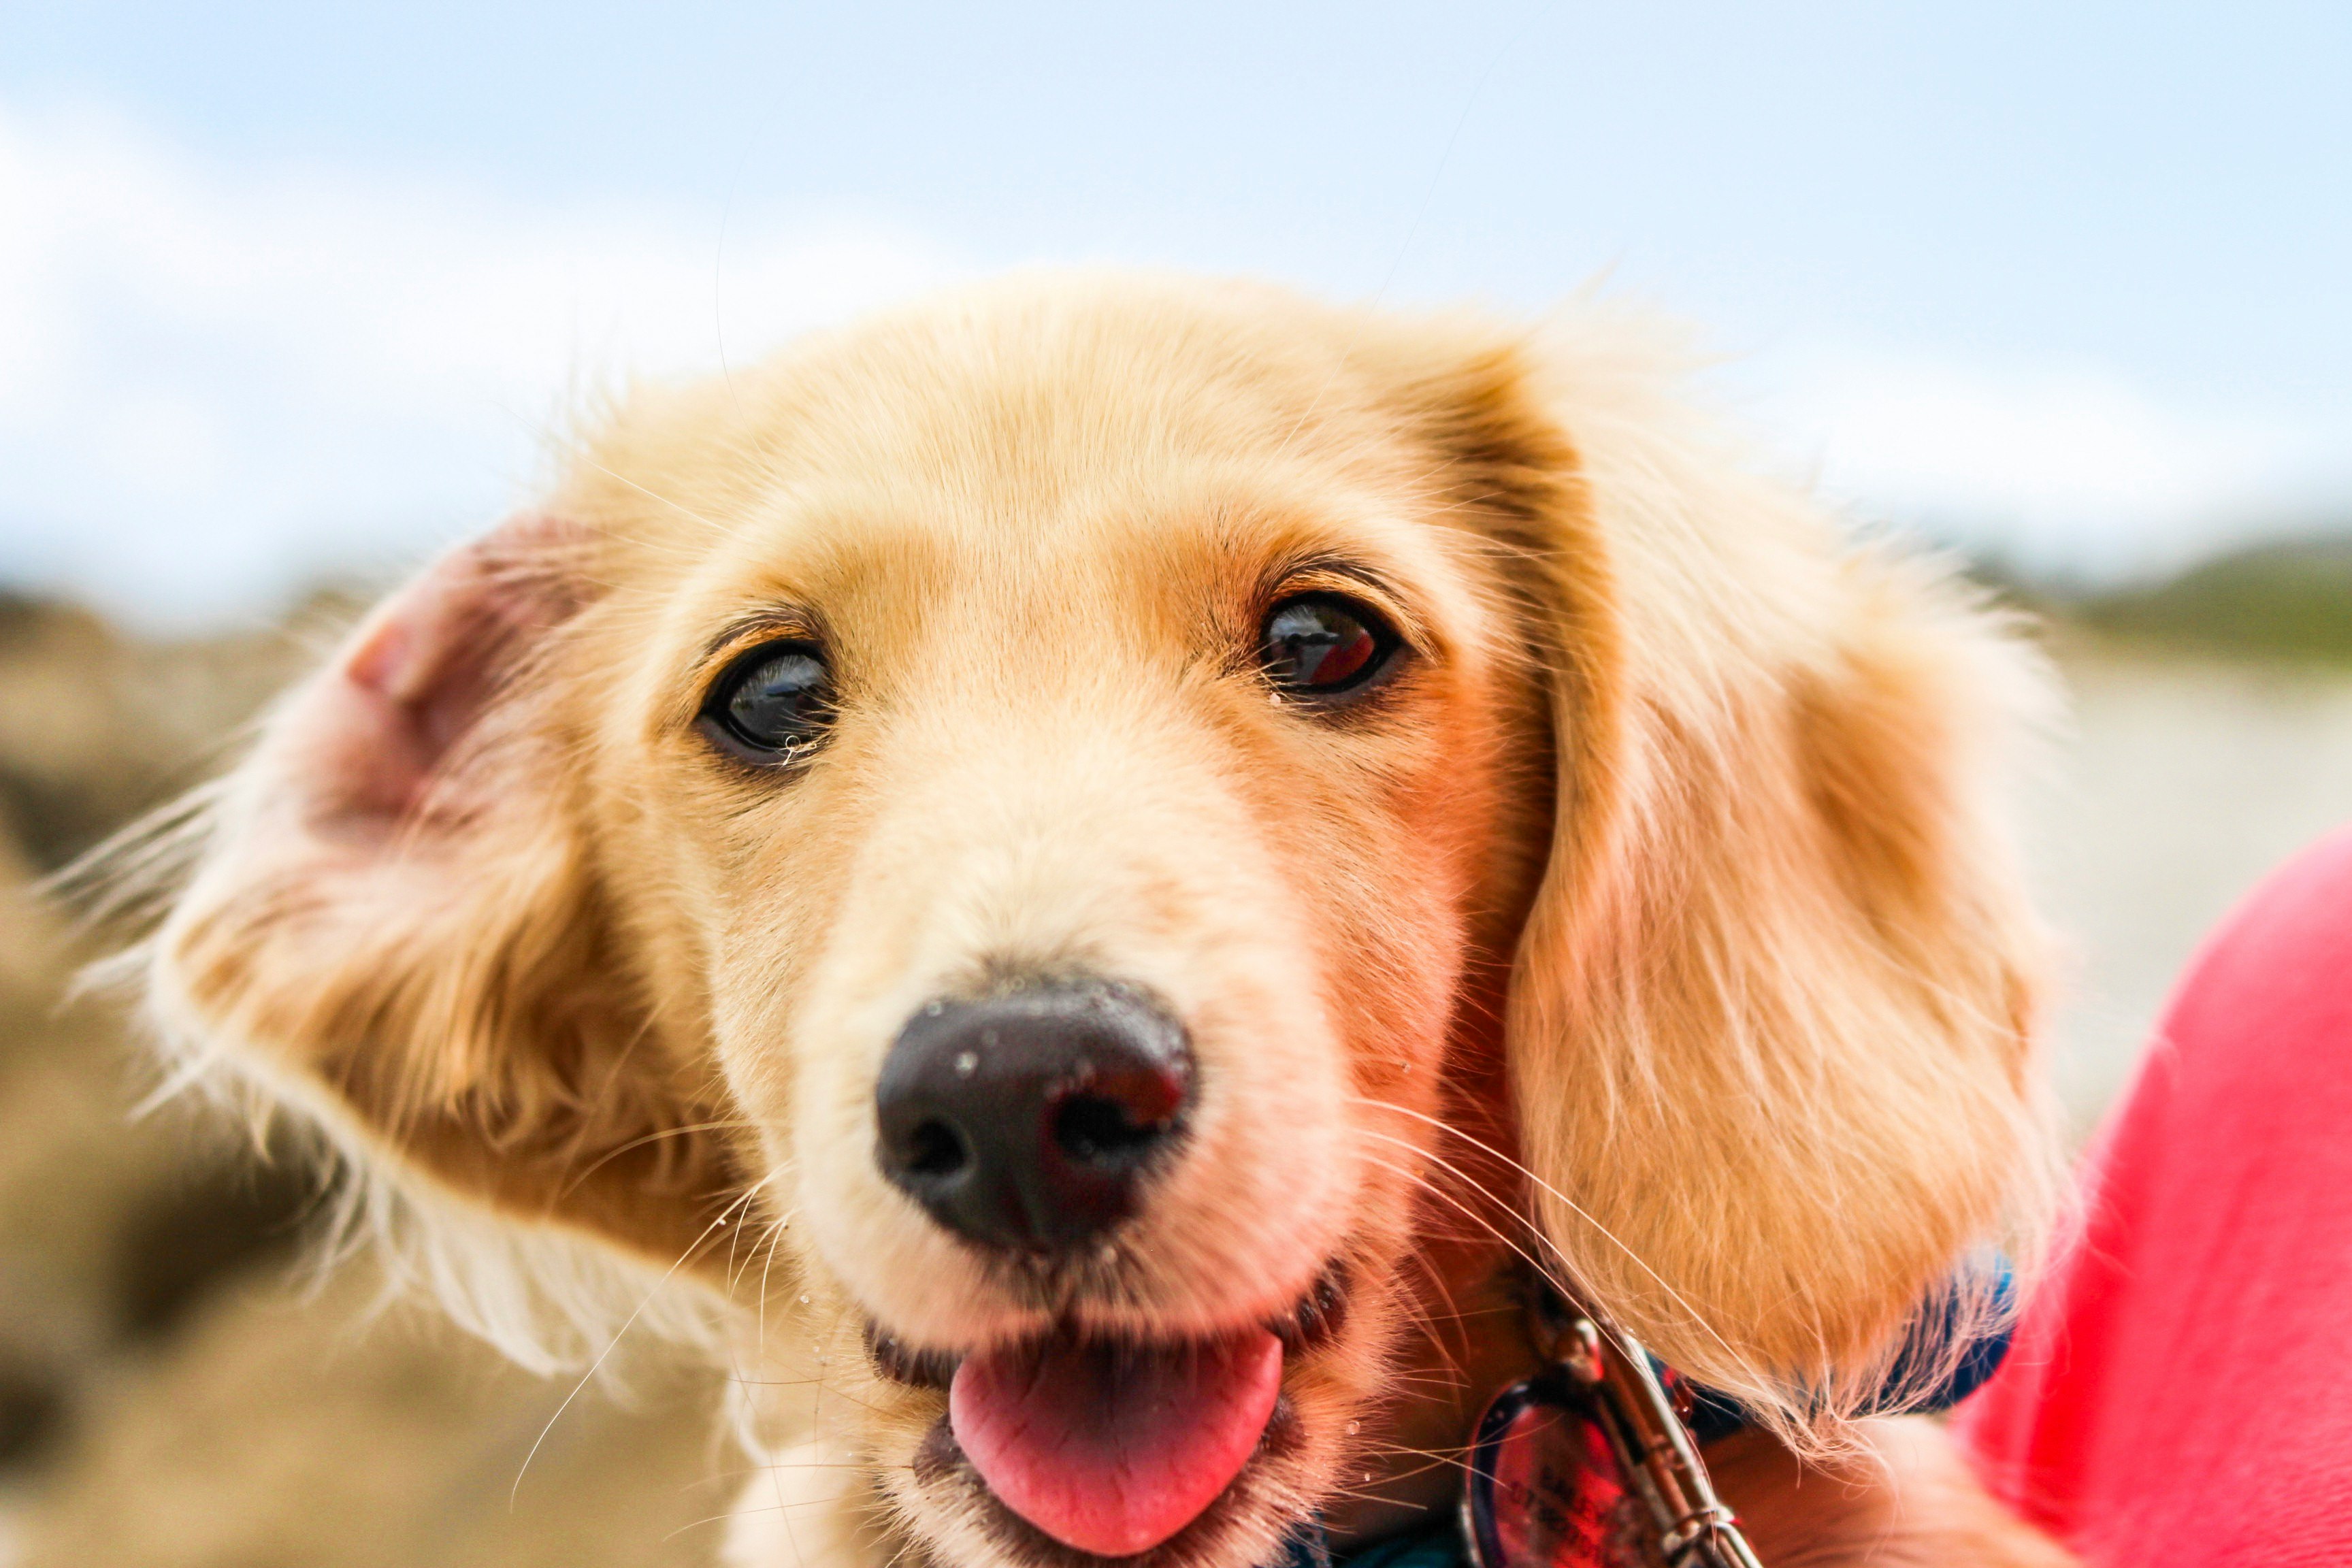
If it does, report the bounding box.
[1259,595,1397,696]
[702,643,833,762]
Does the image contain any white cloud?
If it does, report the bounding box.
[3,101,2347,628]
[1752,342,2352,582]
[0,102,962,629]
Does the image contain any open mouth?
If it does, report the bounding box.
[873,1269,1349,1559]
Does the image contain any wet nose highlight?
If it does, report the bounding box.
[874,980,1195,1253]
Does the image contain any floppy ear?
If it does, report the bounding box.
[1420,321,2053,1427]
[146,517,738,1271]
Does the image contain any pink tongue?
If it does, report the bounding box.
[949,1329,1284,1558]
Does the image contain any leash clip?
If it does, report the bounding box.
[1462,1309,1763,1568]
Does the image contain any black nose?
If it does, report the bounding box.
[875,980,1195,1254]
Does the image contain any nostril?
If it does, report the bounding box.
[904,1118,970,1178]
[1053,1092,1173,1165]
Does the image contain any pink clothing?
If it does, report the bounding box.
[1955,828,2352,1563]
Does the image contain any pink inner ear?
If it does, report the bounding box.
[297,517,585,832]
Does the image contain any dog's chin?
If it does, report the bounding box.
[870,1269,1352,1568]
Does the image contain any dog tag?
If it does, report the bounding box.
[1462,1375,1650,1568]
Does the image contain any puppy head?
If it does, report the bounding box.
[137,274,2050,1568]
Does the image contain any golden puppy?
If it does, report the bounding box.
[120,273,2070,1566]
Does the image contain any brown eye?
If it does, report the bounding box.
[701,642,832,763]
[1259,595,1398,696]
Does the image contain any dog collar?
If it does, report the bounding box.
[1279,1264,2013,1568]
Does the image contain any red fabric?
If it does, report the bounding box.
[1954,826,2352,1564]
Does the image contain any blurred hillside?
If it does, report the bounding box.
[1993,534,2352,666]
[1,536,2351,1563]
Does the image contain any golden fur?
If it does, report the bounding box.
[114,272,2066,1566]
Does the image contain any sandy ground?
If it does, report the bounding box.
[12,1267,729,1568]
[2025,645,2352,1134]
[3,627,2349,1565]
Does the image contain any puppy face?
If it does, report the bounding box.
[598,307,1546,1563]
[142,275,2050,1568]
[647,372,1529,1342]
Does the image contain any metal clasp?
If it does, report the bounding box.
[1463,1305,1763,1568]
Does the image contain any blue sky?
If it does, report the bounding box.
[4,1,2348,626]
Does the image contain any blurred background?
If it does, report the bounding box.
[1,3,2347,1563]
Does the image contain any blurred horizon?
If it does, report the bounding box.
[4,1,2350,631]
